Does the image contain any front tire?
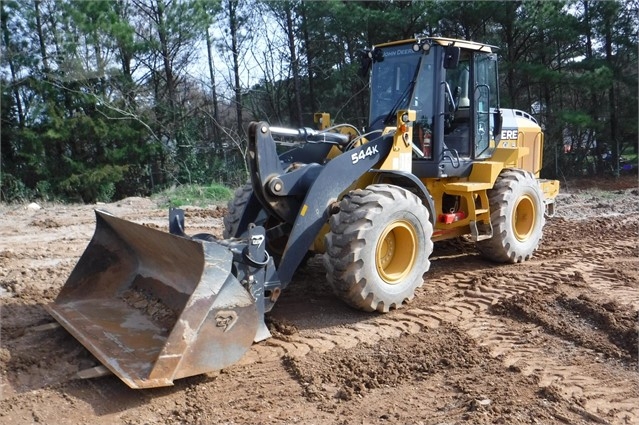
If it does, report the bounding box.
[223,183,269,239]
[223,183,254,238]
[324,184,433,312]
[477,169,545,263]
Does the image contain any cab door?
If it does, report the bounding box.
[473,53,499,159]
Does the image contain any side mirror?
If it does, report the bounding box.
[444,46,460,69]
[372,48,384,63]
[358,48,384,77]
[358,50,372,77]
[493,110,503,142]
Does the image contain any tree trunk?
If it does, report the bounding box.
[155,0,175,111]
[300,5,316,114]
[114,0,136,108]
[604,8,618,175]
[1,5,24,126]
[33,0,50,73]
[285,7,303,126]
[205,26,221,145]
[228,0,243,135]
[584,1,601,175]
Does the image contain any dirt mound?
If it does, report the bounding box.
[492,291,638,362]
[286,325,479,401]
[284,324,588,424]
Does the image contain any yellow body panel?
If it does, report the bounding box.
[513,117,544,177]
[378,111,416,173]
[311,106,559,249]
[313,112,331,130]
[423,178,491,241]
[539,179,560,201]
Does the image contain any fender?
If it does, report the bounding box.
[370,169,436,226]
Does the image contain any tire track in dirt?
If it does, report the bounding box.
[581,261,639,310]
[461,293,638,424]
[460,313,639,425]
[248,258,560,363]
[457,245,639,424]
[238,236,638,424]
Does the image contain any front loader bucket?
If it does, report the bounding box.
[46,210,259,389]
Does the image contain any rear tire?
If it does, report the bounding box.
[477,169,545,263]
[324,184,433,312]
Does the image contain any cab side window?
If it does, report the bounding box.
[443,55,471,156]
[474,53,499,158]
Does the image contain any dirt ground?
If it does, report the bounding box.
[1,176,637,425]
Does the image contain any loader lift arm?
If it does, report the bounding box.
[246,122,393,287]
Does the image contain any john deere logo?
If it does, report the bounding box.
[501,129,519,140]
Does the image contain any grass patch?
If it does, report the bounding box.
[153,183,234,208]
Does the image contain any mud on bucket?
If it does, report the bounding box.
[46,210,259,389]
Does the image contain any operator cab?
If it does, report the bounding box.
[365,37,502,178]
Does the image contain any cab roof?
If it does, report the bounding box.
[375,37,497,53]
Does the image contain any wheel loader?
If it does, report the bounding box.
[47,36,559,389]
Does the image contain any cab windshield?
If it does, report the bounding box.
[369,44,435,131]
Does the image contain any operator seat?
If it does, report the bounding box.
[444,96,471,157]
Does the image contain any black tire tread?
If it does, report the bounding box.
[324,184,433,313]
[223,183,254,239]
[477,169,545,263]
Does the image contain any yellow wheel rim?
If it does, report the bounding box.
[376,220,418,284]
[513,194,536,241]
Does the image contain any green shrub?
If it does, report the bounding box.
[58,165,127,203]
[0,173,35,202]
[35,181,53,201]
